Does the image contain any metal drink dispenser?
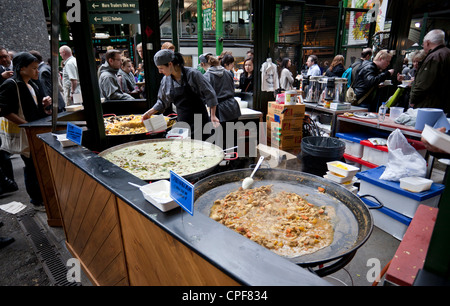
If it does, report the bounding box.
[319,77,335,101]
[334,78,348,103]
[302,75,310,97]
[304,76,321,103]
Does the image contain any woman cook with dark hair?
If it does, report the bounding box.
[201,53,241,148]
[238,57,254,92]
[0,52,52,209]
[142,49,219,140]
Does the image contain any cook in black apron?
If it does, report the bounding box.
[142,50,219,140]
[171,67,211,140]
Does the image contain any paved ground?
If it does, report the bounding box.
[0,154,90,286]
[0,153,445,286]
[0,155,48,286]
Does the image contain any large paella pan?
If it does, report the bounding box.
[99,138,231,181]
[194,168,374,273]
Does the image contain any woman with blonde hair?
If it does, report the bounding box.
[325,55,345,77]
[161,42,175,51]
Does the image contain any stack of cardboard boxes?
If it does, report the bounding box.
[266,102,305,151]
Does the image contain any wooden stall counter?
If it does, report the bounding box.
[37,132,329,286]
[21,111,86,226]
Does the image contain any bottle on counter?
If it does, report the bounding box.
[378,102,387,123]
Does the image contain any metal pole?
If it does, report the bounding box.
[170,0,179,52]
[215,0,223,55]
[50,0,60,133]
[68,0,106,150]
[197,0,204,57]
[334,1,344,56]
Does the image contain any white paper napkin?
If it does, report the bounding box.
[0,201,27,214]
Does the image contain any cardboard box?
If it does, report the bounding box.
[266,115,303,132]
[267,102,305,119]
[268,125,302,138]
[269,134,302,149]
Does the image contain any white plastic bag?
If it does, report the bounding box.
[379,129,427,181]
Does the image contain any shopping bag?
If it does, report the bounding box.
[379,129,426,181]
[346,87,357,104]
[0,117,30,157]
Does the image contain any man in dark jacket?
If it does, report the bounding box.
[0,47,14,86]
[351,47,373,84]
[98,50,134,100]
[353,49,394,112]
[410,29,450,114]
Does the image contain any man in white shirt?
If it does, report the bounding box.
[306,55,321,76]
[59,45,81,106]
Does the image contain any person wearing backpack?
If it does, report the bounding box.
[351,48,373,84]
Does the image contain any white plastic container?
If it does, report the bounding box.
[239,101,248,108]
[285,90,298,105]
[166,128,190,139]
[341,139,364,158]
[361,197,411,241]
[325,171,353,184]
[422,124,450,153]
[326,161,360,177]
[139,180,179,212]
[362,146,389,165]
[143,114,167,132]
[399,177,433,193]
[336,132,366,158]
[389,107,404,121]
[356,166,444,218]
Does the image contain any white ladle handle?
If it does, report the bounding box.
[250,156,264,178]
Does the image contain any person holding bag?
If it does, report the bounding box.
[349,49,394,111]
[0,52,52,209]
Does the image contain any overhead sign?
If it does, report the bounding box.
[89,14,140,24]
[203,8,213,31]
[88,1,139,12]
[170,171,194,216]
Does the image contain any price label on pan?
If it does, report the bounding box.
[66,122,83,145]
[170,170,194,216]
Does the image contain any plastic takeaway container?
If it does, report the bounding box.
[389,107,404,121]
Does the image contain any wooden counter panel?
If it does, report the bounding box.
[65,175,96,243]
[44,145,129,286]
[117,199,240,286]
[62,167,86,237]
[25,126,65,226]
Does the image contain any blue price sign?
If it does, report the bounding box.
[170,171,194,216]
[66,122,83,145]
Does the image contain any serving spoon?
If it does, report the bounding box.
[242,156,264,189]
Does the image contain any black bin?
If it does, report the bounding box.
[299,136,345,176]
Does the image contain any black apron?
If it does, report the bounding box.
[171,67,211,140]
